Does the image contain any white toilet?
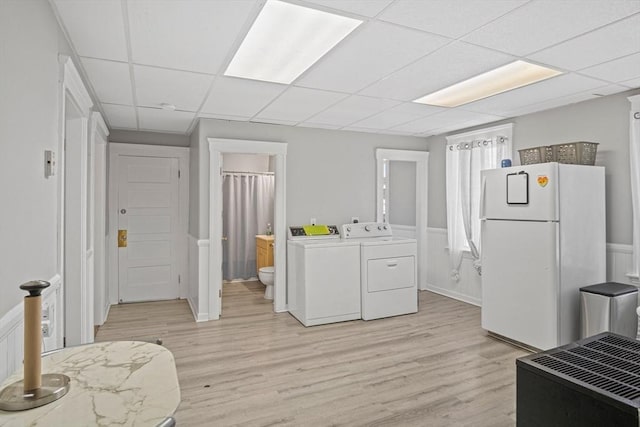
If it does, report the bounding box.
[258,266,274,300]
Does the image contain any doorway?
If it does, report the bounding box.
[376,149,429,289]
[208,139,287,320]
[221,153,275,314]
[107,144,189,305]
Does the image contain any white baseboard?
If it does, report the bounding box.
[424,284,481,307]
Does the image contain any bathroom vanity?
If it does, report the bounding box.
[256,235,274,271]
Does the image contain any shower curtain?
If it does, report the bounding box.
[222,173,274,281]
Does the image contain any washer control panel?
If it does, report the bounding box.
[341,222,392,239]
[288,225,340,240]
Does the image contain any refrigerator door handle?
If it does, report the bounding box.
[479,175,487,219]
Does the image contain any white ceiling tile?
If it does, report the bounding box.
[296,122,343,130]
[127,0,257,73]
[81,58,133,105]
[464,0,640,56]
[301,0,394,17]
[360,41,516,101]
[304,95,400,126]
[250,117,298,126]
[201,77,287,118]
[199,112,250,122]
[621,76,640,89]
[392,109,504,134]
[53,0,127,61]
[379,0,526,39]
[530,14,640,71]
[580,53,640,83]
[504,92,600,117]
[297,21,450,93]
[350,102,444,129]
[254,87,348,123]
[461,73,607,116]
[101,104,137,129]
[134,65,213,112]
[137,108,195,133]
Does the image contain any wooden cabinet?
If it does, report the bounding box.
[256,235,274,272]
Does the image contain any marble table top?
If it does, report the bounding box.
[0,341,180,426]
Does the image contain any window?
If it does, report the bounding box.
[446,124,513,281]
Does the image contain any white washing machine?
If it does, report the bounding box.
[342,223,418,320]
[287,225,361,326]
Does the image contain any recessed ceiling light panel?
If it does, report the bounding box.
[413,60,563,108]
[225,0,362,84]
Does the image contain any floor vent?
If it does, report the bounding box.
[517,333,640,426]
[530,334,640,403]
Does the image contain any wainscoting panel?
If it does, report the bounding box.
[426,228,636,307]
[0,275,62,384]
[187,235,209,322]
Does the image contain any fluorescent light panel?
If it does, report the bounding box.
[225,0,362,84]
[413,60,562,107]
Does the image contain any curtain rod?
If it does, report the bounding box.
[223,170,274,176]
[447,136,508,151]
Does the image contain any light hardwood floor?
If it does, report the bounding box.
[96,282,528,426]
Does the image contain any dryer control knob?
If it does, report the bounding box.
[346,227,351,232]
[383,225,388,230]
[365,225,371,232]
[378,226,382,230]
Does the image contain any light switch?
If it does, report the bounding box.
[44,150,56,178]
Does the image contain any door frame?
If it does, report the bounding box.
[58,55,94,346]
[208,138,287,319]
[91,112,109,325]
[107,143,190,305]
[375,148,429,290]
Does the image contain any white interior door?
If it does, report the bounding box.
[481,219,559,350]
[118,155,180,302]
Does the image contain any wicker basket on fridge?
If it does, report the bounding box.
[552,142,599,165]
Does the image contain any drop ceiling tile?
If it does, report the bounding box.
[296,122,342,130]
[464,0,640,56]
[199,112,250,122]
[101,104,137,129]
[360,41,516,101]
[127,0,257,73]
[53,0,127,61]
[81,58,133,106]
[297,21,450,93]
[137,108,195,133]
[251,117,298,126]
[621,76,640,89]
[304,95,400,127]
[254,87,348,123]
[301,0,394,17]
[530,14,640,71]
[201,77,287,118]
[505,92,600,117]
[580,53,640,83]
[461,73,606,116]
[134,66,213,112]
[392,109,504,134]
[379,0,526,39]
[350,102,444,130]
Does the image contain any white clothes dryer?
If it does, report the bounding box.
[342,223,418,320]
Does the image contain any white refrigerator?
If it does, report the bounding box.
[480,162,606,350]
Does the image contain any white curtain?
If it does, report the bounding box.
[629,95,640,279]
[446,137,511,281]
[222,173,274,280]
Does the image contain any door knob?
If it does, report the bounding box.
[118,230,127,248]
[222,236,228,241]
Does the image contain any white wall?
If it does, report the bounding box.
[109,129,190,147]
[189,118,428,239]
[0,0,72,319]
[388,160,417,226]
